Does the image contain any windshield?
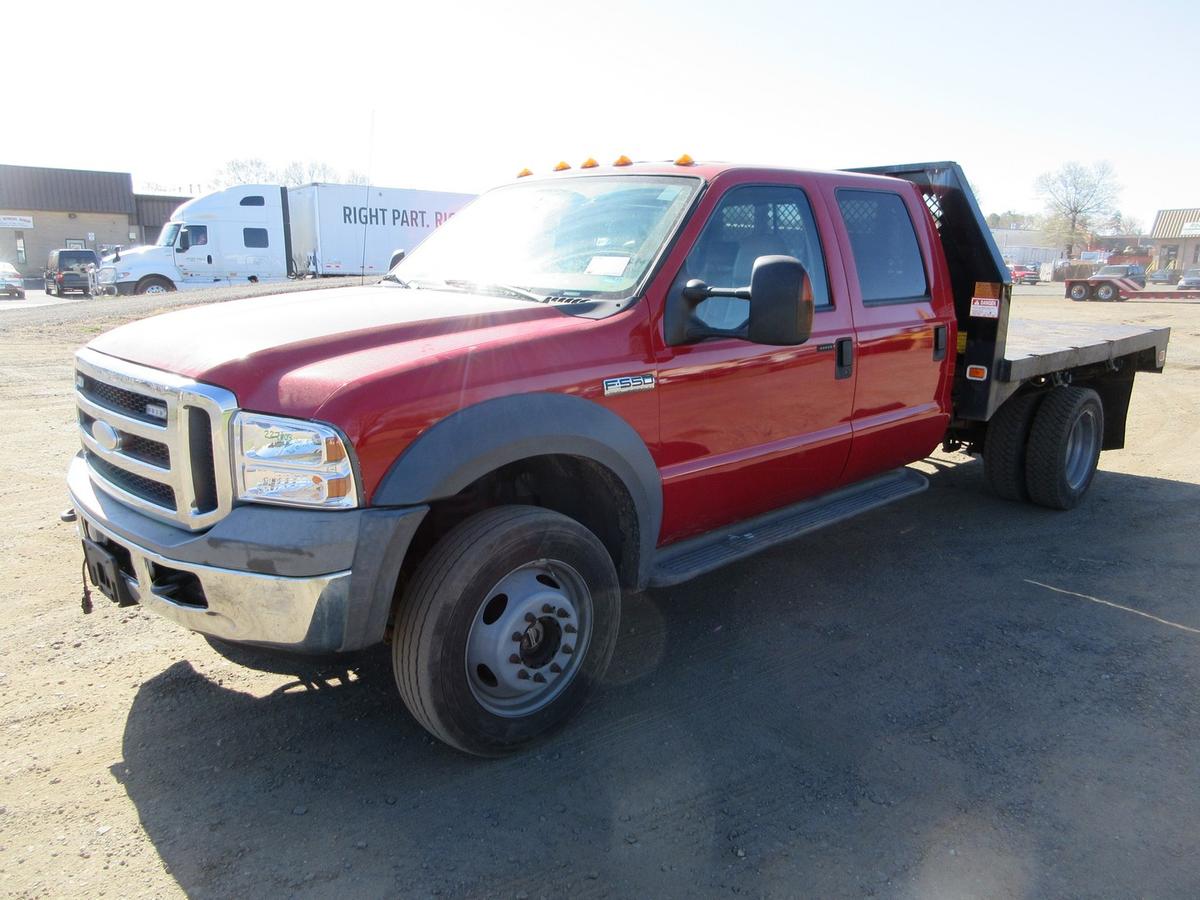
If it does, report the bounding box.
[0,263,16,275]
[389,175,701,299]
[1185,269,1200,278]
[157,223,181,247]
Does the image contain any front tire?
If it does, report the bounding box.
[1025,387,1104,510]
[135,276,174,295]
[393,506,620,756]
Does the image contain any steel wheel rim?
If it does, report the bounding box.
[465,559,592,717]
[1064,408,1099,490]
[144,284,167,294]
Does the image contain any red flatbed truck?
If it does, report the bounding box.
[66,158,1169,755]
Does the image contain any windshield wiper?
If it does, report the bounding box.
[381,272,414,287]
[441,279,546,303]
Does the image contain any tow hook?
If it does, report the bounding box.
[60,507,77,523]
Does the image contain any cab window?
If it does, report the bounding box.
[683,184,831,331]
[836,189,928,304]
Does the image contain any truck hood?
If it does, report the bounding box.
[88,283,570,412]
[104,244,171,267]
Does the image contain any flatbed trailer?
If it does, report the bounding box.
[1064,277,1200,302]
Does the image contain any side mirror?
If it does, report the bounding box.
[176,227,191,253]
[747,255,813,346]
[388,249,406,269]
[667,255,813,346]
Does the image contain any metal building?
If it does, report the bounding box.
[0,164,190,276]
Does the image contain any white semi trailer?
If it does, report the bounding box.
[95,183,475,295]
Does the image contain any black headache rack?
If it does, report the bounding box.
[847,161,1011,421]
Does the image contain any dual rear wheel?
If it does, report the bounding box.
[984,386,1104,510]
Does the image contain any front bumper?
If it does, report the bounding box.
[68,453,427,653]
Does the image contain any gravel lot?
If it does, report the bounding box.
[1,282,1198,898]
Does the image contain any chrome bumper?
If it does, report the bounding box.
[68,453,427,653]
[78,509,351,649]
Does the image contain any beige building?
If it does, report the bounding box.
[1147,208,1200,274]
[0,165,188,277]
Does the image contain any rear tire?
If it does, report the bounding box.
[1068,283,1089,301]
[1025,387,1104,510]
[393,506,620,756]
[1095,282,1117,302]
[984,391,1044,501]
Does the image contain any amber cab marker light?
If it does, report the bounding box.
[613,155,633,166]
[580,158,599,169]
[516,167,533,178]
[674,153,695,166]
[553,161,571,171]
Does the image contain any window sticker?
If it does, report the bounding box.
[585,255,630,276]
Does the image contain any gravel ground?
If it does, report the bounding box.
[0,283,1198,898]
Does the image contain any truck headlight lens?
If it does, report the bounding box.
[232,413,358,509]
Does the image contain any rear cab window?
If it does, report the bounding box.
[835,189,928,303]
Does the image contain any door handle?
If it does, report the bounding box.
[835,337,853,380]
[932,324,948,361]
[206,254,213,265]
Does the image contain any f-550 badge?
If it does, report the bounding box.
[603,373,656,396]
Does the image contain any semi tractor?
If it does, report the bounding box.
[93,182,474,295]
[66,158,1169,755]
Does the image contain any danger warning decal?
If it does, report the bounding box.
[969,297,1000,319]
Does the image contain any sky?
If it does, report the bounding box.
[7,0,1198,227]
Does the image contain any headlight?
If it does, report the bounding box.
[232,413,358,509]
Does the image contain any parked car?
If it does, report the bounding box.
[1178,267,1200,290]
[1149,268,1179,285]
[1,262,25,299]
[1009,264,1039,284]
[44,249,100,297]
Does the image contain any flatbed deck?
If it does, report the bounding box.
[1001,319,1170,382]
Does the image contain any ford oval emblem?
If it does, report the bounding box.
[91,420,121,452]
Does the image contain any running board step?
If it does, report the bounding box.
[648,468,928,588]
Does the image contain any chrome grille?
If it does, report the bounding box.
[75,347,237,530]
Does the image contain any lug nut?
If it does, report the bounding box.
[556,607,569,618]
[524,612,536,623]
[533,673,546,683]
[509,654,521,664]
[564,624,577,634]
[517,669,530,680]
[549,662,562,674]
[562,645,574,655]
[542,603,555,614]
[511,632,523,642]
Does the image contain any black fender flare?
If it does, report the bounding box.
[372,392,662,587]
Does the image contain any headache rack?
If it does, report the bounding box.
[847,161,1011,421]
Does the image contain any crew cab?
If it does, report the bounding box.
[65,159,1170,756]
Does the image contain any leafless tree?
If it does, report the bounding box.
[209,158,279,189]
[1035,162,1120,257]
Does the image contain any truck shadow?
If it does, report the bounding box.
[115,458,1200,898]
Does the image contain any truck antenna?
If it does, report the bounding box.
[360,109,376,287]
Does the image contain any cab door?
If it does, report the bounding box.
[824,186,954,483]
[652,178,857,544]
[175,224,222,284]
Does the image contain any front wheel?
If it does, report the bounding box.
[1068,283,1090,301]
[135,276,174,295]
[393,506,620,756]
